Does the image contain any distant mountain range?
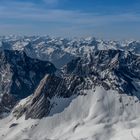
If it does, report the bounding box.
[0,36,140,140]
[0,36,139,68]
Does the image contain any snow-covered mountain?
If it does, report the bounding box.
[0,36,140,140]
[0,49,56,118]
[0,36,140,68]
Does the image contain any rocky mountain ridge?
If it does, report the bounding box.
[0,36,140,140]
[0,49,56,117]
[13,49,140,119]
[0,36,140,68]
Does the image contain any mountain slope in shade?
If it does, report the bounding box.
[0,50,56,117]
[12,49,140,121]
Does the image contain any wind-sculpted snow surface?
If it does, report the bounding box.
[1,87,140,140]
[0,36,140,140]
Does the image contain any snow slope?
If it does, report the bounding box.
[1,87,140,140]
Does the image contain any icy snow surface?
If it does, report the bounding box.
[1,87,140,140]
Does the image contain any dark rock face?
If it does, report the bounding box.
[0,36,139,120]
[9,123,18,128]
[9,49,140,119]
[0,50,56,115]
[14,49,140,119]
[14,74,85,119]
[63,50,140,95]
[25,75,55,119]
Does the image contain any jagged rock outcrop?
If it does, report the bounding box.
[13,74,85,119]
[13,49,140,119]
[0,50,56,116]
[64,49,140,95]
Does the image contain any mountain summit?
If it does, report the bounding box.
[0,36,140,140]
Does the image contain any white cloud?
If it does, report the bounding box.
[42,0,65,6]
[43,0,59,4]
[0,0,139,25]
[0,5,139,25]
[0,0,140,39]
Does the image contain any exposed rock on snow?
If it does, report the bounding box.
[0,36,140,140]
[13,49,140,120]
[0,36,140,68]
[0,50,56,116]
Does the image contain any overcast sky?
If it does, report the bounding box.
[0,0,140,39]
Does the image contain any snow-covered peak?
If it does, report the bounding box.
[0,36,139,140]
[0,35,139,68]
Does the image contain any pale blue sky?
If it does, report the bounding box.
[0,0,140,39]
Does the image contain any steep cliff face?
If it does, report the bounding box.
[0,50,56,116]
[64,50,140,95]
[13,74,85,119]
[13,49,140,119]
